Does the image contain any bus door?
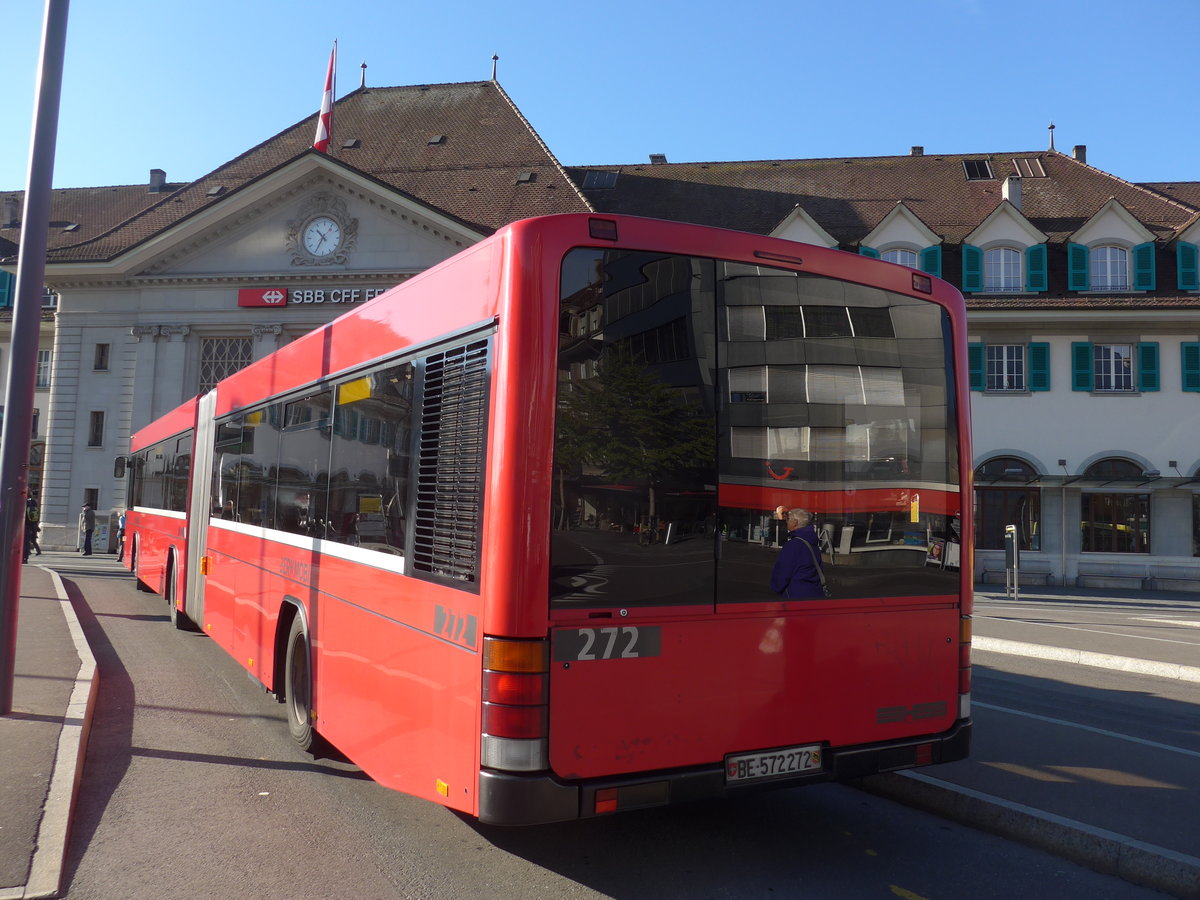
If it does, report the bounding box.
[185,389,217,625]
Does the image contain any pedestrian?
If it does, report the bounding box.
[79,501,96,556]
[23,496,41,563]
[116,508,127,561]
[769,507,827,599]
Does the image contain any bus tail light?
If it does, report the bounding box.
[481,637,549,772]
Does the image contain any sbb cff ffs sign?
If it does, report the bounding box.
[237,287,387,307]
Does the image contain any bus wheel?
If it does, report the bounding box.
[284,616,316,751]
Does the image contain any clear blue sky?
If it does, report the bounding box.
[3,0,1197,191]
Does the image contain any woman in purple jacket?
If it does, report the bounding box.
[770,507,825,599]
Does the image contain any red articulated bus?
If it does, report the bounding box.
[122,213,972,825]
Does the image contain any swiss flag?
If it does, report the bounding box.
[313,42,336,153]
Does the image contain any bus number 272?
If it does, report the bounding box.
[553,626,662,662]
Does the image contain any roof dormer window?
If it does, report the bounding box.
[881,248,918,268]
[983,247,1023,292]
[1090,245,1129,291]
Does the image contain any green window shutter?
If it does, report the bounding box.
[968,343,984,391]
[1133,242,1156,291]
[1027,342,1050,391]
[1137,342,1160,392]
[0,271,13,308]
[858,245,880,259]
[1182,343,1200,392]
[1025,244,1048,292]
[1068,243,1090,291]
[1177,242,1199,291]
[962,244,982,293]
[1071,342,1093,391]
[920,245,942,278]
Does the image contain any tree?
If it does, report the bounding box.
[556,346,714,521]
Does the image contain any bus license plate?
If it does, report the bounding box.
[725,744,822,784]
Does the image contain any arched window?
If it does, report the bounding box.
[1083,457,1141,480]
[973,457,1040,550]
[983,247,1022,292]
[1090,245,1129,291]
[1081,457,1150,553]
[882,249,918,268]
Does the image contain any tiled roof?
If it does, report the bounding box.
[3,81,590,264]
[1141,181,1200,209]
[0,183,186,259]
[570,151,1200,246]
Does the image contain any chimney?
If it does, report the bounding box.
[648,153,667,165]
[1,196,18,227]
[1003,175,1022,211]
[148,168,167,193]
[1073,145,1087,165]
[910,146,924,156]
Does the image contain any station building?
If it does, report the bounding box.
[3,81,1199,588]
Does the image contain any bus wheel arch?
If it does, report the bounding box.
[165,548,195,631]
[131,537,153,593]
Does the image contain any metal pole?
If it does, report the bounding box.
[0,0,71,715]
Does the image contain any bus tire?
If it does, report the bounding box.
[284,615,317,751]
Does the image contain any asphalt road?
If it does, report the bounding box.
[51,562,1170,899]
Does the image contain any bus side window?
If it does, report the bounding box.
[328,362,415,556]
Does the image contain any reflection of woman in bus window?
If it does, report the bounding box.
[770,508,824,599]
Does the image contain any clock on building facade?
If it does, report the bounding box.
[287,192,358,265]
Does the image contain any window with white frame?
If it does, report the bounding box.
[1090,245,1129,291]
[882,249,919,268]
[983,247,1022,292]
[985,344,1025,391]
[36,349,51,388]
[1093,343,1134,392]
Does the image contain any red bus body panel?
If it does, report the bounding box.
[547,601,959,779]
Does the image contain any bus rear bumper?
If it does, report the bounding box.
[477,718,971,825]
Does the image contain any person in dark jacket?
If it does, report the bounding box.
[769,507,824,598]
[23,496,41,563]
[79,502,96,556]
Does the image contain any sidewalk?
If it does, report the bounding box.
[0,555,98,900]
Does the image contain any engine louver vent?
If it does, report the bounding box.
[412,339,490,585]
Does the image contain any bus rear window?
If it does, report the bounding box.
[551,249,960,608]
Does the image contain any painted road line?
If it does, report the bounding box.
[974,636,1200,683]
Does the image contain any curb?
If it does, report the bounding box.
[857,770,1200,899]
[2,567,99,900]
[974,636,1200,683]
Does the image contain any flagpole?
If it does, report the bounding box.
[330,40,337,149]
